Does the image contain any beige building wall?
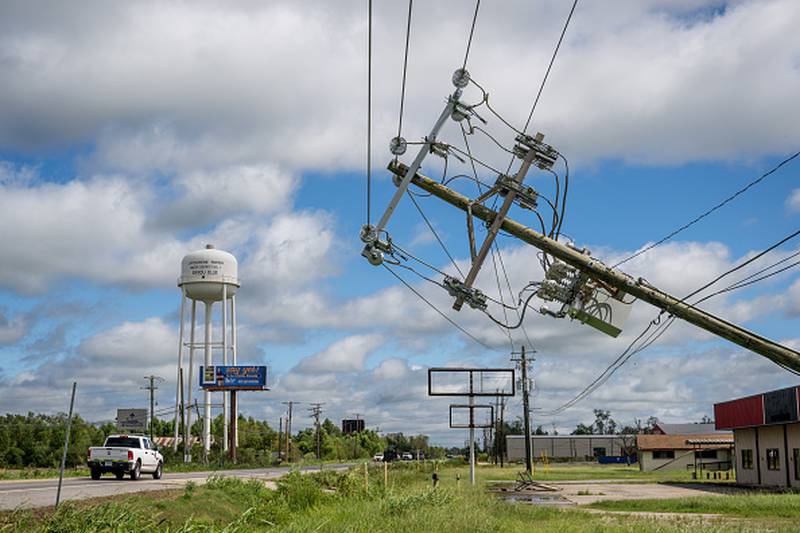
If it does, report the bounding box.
[734,428,758,485]
[788,424,800,488]
[757,425,786,487]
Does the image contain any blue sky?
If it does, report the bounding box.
[1,0,799,445]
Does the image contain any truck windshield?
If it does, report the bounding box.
[105,437,141,448]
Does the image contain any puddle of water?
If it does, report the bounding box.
[503,494,573,506]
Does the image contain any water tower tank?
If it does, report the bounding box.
[179,244,239,301]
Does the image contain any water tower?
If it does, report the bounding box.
[173,244,240,460]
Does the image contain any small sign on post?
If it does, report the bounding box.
[117,409,148,433]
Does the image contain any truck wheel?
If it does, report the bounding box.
[115,471,124,480]
[152,462,163,480]
[129,461,141,481]
[90,468,101,480]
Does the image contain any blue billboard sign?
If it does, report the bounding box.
[200,365,268,390]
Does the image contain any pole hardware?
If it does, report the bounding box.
[513,133,559,170]
[443,276,488,311]
[495,173,539,210]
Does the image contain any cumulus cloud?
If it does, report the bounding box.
[0,1,798,172]
[294,334,383,374]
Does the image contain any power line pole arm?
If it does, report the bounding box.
[390,161,800,372]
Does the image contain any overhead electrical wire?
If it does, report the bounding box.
[366,0,373,225]
[383,263,498,351]
[396,0,414,143]
[538,229,800,415]
[461,0,481,70]
[613,150,800,268]
[406,191,465,278]
[520,0,579,134]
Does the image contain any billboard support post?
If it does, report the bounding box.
[428,368,516,486]
[229,390,237,463]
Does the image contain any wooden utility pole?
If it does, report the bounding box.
[390,161,800,372]
[142,375,164,441]
[309,403,325,461]
[282,401,298,461]
[278,417,283,460]
[512,347,535,475]
[55,382,76,509]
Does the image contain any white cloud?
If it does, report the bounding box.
[155,164,296,229]
[0,310,27,345]
[0,1,798,172]
[787,189,800,213]
[294,334,383,374]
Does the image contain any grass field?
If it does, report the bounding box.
[588,493,800,518]
[1,463,795,532]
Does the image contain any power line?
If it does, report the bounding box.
[539,229,800,415]
[382,263,497,351]
[397,0,414,142]
[614,150,800,268]
[366,0,373,225]
[521,0,579,134]
[461,0,481,70]
[407,191,465,278]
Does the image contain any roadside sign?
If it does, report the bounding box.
[200,365,268,391]
[116,408,148,433]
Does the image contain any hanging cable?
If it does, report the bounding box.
[406,191,465,278]
[613,150,800,268]
[366,0,373,225]
[462,0,481,70]
[383,263,498,351]
[396,0,414,143]
[521,0,579,134]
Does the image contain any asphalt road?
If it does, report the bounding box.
[0,464,352,511]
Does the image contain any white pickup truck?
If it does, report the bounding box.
[87,435,164,480]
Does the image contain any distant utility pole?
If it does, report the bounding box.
[55,382,76,509]
[282,401,299,461]
[142,375,164,441]
[512,347,535,475]
[278,417,283,460]
[499,395,506,468]
[309,403,325,461]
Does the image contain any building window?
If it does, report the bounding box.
[653,450,675,460]
[766,448,780,471]
[696,450,718,459]
[593,447,607,457]
[794,449,799,481]
[741,449,753,470]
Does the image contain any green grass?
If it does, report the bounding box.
[0,467,90,480]
[588,493,800,518]
[2,463,793,532]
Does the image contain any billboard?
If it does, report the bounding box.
[200,365,268,391]
[117,408,148,433]
[342,419,365,435]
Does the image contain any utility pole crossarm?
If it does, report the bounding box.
[389,161,800,372]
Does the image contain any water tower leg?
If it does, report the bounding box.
[173,290,186,452]
[203,301,213,454]
[222,284,228,453]
[231,294,239,448]
[185,300,197,463]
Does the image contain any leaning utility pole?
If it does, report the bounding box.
[390,161,800,372]
[512,347,535,475]
[309,403,325,461]
[142,375,164,441]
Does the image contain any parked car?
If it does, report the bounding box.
[372,453,384,462]
[87,434,163,480]
[401,452,414,461]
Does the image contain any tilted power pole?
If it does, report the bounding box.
[389,161,800,373]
